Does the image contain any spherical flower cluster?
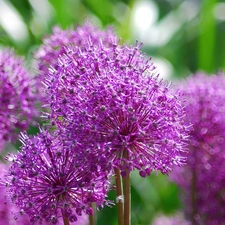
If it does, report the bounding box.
[4,129,110,224]
[36,21,116,74]
[44,37,189,176]
[171,73,225,225]
[152,213,191,225]
[35,21,117,102]
[0,160,88,225]
[0,48,37,150]
[1,162,88,225]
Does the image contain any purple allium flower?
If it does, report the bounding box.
[0,48,37,150]
[44,38,189,176]
[0,161,88,225]
[36,22,116,73]
[152,213,191,225]
[35,21,117,102]
[171,73,225,225]
[4,129,110,224]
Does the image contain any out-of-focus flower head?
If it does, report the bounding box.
[4,128,110,224]
[152,213,191,225]
[0,48,37,151]
[35,21,117,102]
[171,73,225,225]
[44,35,189,177]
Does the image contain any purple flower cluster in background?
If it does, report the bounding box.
[171,73,225,225]
[35,21,117,102]
[0,49,38,151]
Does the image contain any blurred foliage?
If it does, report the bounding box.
[0,0,224,78]
[0,0,224,224]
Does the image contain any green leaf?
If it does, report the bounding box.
[198,0,217,73]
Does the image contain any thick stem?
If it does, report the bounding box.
[61,210,70,225]
[63,217,70,225]
[89,202,96,225]
[124,151,131,225]
[114,167,124,225]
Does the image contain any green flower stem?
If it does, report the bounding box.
[62,210,70,225]
[124,151,131,225]
[89,203,96,225]
[114,167,124,225]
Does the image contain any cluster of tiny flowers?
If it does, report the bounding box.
[4,129,110,224]
[35,21,117,102]
[0,163,88,225]
[0,164,88,225]
[0,48,37,150]
[171,73,225,225]
[152,213,191,225]
[44,35,189,176]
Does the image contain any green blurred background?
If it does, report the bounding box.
[0,0,224,224]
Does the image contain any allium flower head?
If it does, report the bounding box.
[45,38,189,176]
[0,48,37,150]
[171,73,225,225]
[36,21,116,74]
[35,21,117,102]
[4,129,110,224]
[0,162,88,225]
